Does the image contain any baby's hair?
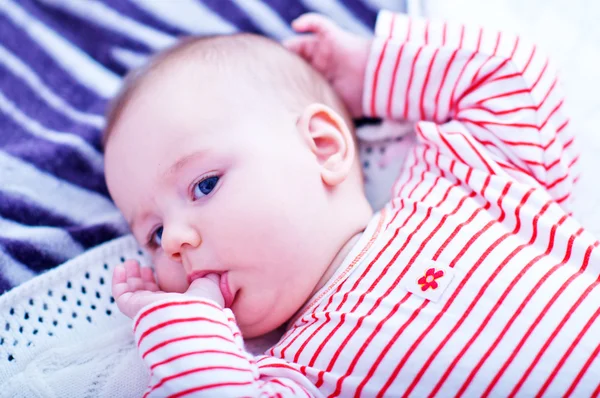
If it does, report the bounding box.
[102,33,353,148]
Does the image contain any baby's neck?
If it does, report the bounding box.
[309,229,364,298]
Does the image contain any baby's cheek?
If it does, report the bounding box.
[154,259,188,293]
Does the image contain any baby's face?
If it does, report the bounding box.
[105,67,337,337]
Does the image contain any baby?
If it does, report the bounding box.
[104,10,600,397]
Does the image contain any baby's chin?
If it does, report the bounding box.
[234,294,303,339]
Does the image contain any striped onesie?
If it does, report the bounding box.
[132,10,600,397]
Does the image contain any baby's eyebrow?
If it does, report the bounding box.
[164,150,209,178]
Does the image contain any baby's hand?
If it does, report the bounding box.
[284,13,372,118]
[111,260,224,319]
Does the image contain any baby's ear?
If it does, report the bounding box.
[297,103,355,186]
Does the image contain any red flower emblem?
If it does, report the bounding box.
[417,267,444,292]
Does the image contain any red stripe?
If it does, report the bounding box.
[547,172,569,190]
[386,41,407,118]
[399,189,535,398]
[444,130,495,174]
[556,191,570,204]
[484,44,536,85]
[270,379,296,394]
[530,57,550,92]
[138,316,228,346]
[449,28,483,112]
[406,147,433,201]
[433,175,492,260]
[442,21,447,45]
[463,77,556,117]
[524,157,561,171]
[433,25,463,123]
[484,228,584,396]
[494,159,546,187]
[393,146,421,203]
[385,16,407,117]
[147,365,251,394]
[142,334,235,359]
[569,155,579,168]
[464,119,558,149]
[540,99,564,130]
[557,119,569,133]
[276,313,317,358]
[150,349,246,371]
[454,214,569,397]
[420,48,440,120]
[369,15,396,117]
[446,182,511,270]
[134,300,217,331]
[476,88,530,104]
[564,137,574,150]
[434,125,468,165]
[433,48,458,123]
[459,118,538,129]
[591,382,600,398]
[488,72,522,83]
[403,46,424,119]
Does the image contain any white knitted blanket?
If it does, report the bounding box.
[0,236,150,397]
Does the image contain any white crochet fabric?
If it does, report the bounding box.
[0,236,150,397]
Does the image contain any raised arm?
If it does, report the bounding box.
[364,11,577,205]
[288,11,578,207]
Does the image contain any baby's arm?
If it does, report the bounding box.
[289,11,577,207]
[134,298,320,397]
[113,261,320,397]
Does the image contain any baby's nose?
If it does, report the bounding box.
[161,223,202,261]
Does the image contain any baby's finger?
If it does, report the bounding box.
[112,281,132,300]
[140,268,160,291]
[283,35,318,62]
[124,259,142,278]
[291,13,336,34]
[140,266,156,283]
[112,265,127,285]
[127,277,145,292]
[112,266,131,298]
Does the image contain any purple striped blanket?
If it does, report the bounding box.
[0,0,407,294]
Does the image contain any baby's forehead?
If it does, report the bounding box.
[104,34,341,148]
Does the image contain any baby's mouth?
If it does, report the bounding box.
[219,272,235,309]
[187,270,236,309]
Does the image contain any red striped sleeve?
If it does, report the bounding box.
[362,12,578,210]
[133,298,320,397]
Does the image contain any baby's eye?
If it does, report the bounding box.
[151,226,163,248]
[193,176,219,200]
